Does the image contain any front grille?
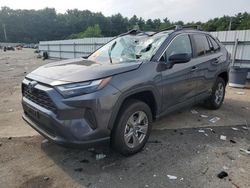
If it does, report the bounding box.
[22,83,57,112]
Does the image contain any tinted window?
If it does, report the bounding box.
[208,36,220,51]
[161,34,192,62]
[192,34,211,56]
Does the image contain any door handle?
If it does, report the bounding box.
[191,66,198,72]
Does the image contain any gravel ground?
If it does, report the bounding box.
[0,49,53,137]
[0,49,250,188]
[0,126,249,188]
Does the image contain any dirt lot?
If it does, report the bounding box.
[0,49,53,137]
[0,49,250,188]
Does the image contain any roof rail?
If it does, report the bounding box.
[151,25,203,36]
[119,29,151,37]
[157,25,181,33]
[181,25,203,30]
[119,25,203,37]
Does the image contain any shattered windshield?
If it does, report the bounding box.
[88,34,167,63]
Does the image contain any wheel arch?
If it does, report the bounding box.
[217,71,229,85]
[108,86,160,130]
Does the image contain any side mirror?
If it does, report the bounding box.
[168,53,191,64]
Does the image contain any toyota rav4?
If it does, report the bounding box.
[22,26,230,155]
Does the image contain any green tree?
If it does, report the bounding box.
[69,24,102,38]
[1,6,250,43]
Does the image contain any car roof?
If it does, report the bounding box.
[153,25,210,36]
[121,25,210,39]
[117,26,214,45]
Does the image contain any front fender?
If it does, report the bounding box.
[107,85,161,130]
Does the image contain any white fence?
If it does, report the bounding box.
[39,37,113,59]
[0,42,22,47]
[39,30,250,65]
[211,30,250,62]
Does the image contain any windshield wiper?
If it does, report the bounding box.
[108,41,117,64]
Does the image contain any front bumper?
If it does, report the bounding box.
[21,78,120,147]
[22,112,110,147]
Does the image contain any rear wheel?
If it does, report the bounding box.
[204,77,225,110]
[111,99,152,156]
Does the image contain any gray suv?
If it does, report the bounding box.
[22,26,230,155]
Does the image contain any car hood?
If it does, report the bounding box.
[27,58,142,86]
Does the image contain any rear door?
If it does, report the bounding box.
[159,34,197,111]
[190,34,222,97]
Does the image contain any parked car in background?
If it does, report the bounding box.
[16,45,23,50]
[21,26,230,155]
[6,46,15,51]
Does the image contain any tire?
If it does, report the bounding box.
[111,99,152,156]
[204,77,226,110]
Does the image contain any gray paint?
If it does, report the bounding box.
[23,29,230,146]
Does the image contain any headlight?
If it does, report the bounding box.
[55,77,111,97]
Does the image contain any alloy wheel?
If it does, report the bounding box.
[214,82,224,105]
[124,111,149,148]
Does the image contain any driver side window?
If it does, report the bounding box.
[161,35,192,62]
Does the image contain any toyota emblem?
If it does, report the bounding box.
[28,81,37,93]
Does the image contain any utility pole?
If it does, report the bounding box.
[228,17,232,31]
[2,23,8,41]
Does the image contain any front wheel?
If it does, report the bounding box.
[204,77,226,110]
[111,99,152,156]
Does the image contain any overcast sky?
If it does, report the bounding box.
[0,0,250,22]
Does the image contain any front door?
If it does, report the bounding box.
[159,34,197,112]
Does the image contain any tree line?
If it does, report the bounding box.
[0,6,250,43]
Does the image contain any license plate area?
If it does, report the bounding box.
[25,105,39,119]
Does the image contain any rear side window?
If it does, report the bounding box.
[192,34,211,57]
[161,34,192,62]
[208,36,220,51]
